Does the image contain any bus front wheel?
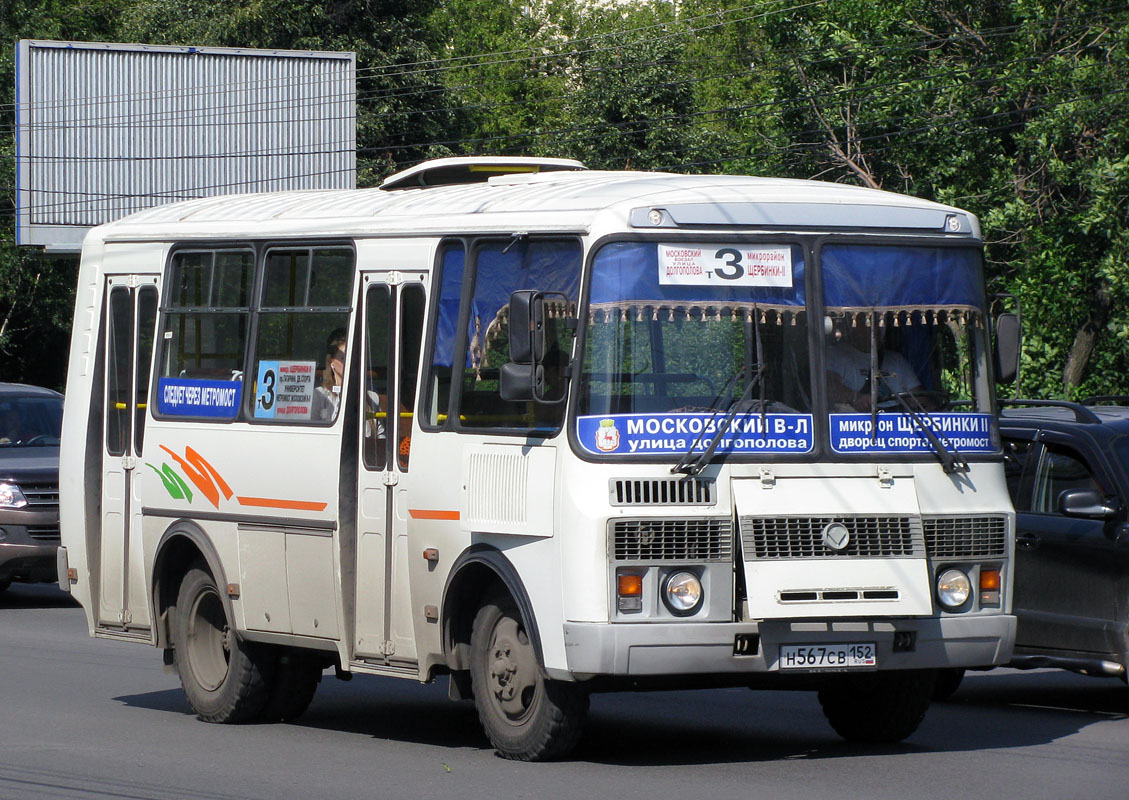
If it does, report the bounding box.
[469,594,588,761]
[173,564,271,723]
[818,669,935,743]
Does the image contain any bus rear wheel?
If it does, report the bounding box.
[818,669,935,743]
[469,594,588,761]
[260,651,323,722]
[173,565,270,723]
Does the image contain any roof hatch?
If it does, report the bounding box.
[380,156,586,191]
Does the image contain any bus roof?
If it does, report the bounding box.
[89,164,980,243]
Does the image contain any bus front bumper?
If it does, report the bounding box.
[559,615,1016,678]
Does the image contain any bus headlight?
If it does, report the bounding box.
[936,569,971,610]
[0,483,28,509]
[662,570,703,616]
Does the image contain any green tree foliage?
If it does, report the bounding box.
[0,1,120,389]
[425,0,578,157]
[1,0,1127,396]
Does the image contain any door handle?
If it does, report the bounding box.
[1016,532,1039,549]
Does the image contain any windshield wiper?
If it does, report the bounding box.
[671,364,765,476]
[877,374,969,474]
[669,366,744,475]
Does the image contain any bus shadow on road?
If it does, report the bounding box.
[0,584,80,610]
[113,669,1127,765]
[118,674,491,751]
[575,672,1128,766]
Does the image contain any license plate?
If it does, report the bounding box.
[779,642,877,669]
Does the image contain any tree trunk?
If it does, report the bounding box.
[1062,282,1112,393]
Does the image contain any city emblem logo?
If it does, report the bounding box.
[595,418,621,452]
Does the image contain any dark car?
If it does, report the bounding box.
[0,383,63,593]
[999,399,1129,682]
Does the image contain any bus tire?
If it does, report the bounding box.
[260,651,323,722]
[469,594,588,761]
[818,669,934,743]
[173,565,270,724]
[932,668,965,701]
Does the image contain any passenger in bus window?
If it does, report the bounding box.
[314,327,348,421]
[826,321,926,412]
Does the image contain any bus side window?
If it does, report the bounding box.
[363,284,392,470]
[425,243,465,428]
[456,239,580,431]
[157,249,253,421]
[398,284,426,470]
[254,247,354,424]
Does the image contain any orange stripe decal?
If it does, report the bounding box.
[236,496,329,512]
[409,509,460,520]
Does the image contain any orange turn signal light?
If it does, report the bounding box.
[617,574,643,597]
[979,569,1001,591]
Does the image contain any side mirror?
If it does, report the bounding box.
[507,289,542,365]
[1058,488,1118,519]
[500,362,543,402]
[500,289,571,405]
[994,312,1021,385]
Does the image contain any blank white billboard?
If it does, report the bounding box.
[15,40,356,251]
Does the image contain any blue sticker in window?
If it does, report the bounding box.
[830,413,996,454]
[576,412,814,456]
[254,360,317,420]
[157,377,242,419]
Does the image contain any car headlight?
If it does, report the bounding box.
[936,568,971,610]
[662,570,703,616]
[0,482,28,509]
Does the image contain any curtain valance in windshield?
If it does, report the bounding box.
[821,244,983,317]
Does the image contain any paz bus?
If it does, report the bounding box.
[59,156,1017,760]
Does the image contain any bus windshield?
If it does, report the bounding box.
[575,240,812,458]
[574,239,995,461]
[821,244,995,459]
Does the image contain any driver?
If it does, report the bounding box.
[0,407,27,444]
[826,322,926,412]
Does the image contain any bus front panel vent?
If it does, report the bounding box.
[609,478,715,507]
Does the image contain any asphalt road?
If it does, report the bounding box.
[2,582,1127,800]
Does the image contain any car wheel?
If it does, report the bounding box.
[469,593,588,761]
[173,564,271,723]
[818,669,935,743]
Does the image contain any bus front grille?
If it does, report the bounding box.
[739,516,923,559]
[923,516,1007,557]
[611,518,732,561]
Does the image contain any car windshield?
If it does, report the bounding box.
[0,395,63,447]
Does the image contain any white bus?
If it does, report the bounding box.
[59,157,1017,760]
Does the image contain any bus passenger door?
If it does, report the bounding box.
[98,277,158,630]
[353,276,426,665]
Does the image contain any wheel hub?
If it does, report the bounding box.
[486,616,538,723]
